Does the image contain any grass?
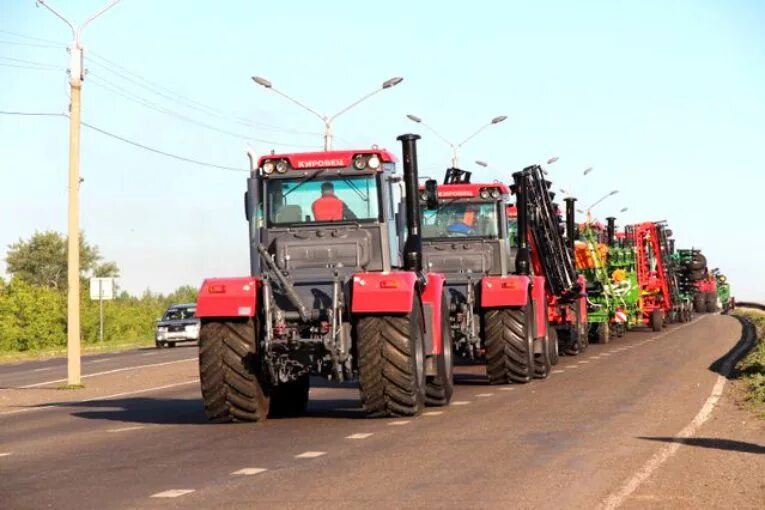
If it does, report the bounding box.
[734,308,765,417]
[0,337,155,364]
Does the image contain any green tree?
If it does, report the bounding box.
[5,230,118,290]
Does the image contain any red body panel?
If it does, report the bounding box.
[696,277,717,293]
[196,277,260,318]
[421,273,446,355]
[351,272,418,314]
[480,275,530,308]
[258,149,396,169]
[531,275,548,339]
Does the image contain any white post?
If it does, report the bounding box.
[98,279,104,343]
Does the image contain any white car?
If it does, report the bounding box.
[155,303,200,348]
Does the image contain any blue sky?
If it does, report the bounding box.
[1,0,763,300]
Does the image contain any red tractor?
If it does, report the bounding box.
[418,167,550,384]
[507,167,588,357]
[195,134,452,421]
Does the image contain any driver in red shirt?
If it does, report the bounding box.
[312,181,357,221]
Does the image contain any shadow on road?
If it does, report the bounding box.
[454,372,490,386]
[57,397,209,425]
[640,436,765,454]
[708,315,757,379]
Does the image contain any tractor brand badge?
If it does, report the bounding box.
[296,159,345,169]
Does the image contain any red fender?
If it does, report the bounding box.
[480,275,530,308]
[420,273,446,355]
[351,272,418,314]
[196,277,260,318]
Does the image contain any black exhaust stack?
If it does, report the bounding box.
[512,171,531,276]
[564,197,577,259]
[246,152,261,276]
[606,216,616,248]
[398,133,423,273]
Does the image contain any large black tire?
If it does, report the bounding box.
[548,326,560,365]
[484,306,534,384]
[650,310,663,332]
[155,340,164,349]
[425,294,454,407]
[533,334,552,379]
[356,298,426,417]
[689,269,706,281]
[269,375,309,417]
[199,319,270,423]
[705,292,717,313]
[597,322,611,344]
[694,294,706,313]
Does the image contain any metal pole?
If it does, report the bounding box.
[99,279,104,343]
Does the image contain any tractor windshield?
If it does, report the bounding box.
[421,200,499,239]
[266,174,381,225]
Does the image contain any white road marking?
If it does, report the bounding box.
[231,468,267,476]
[88,358,113,364]
[0,379,200,416]
[141,351,158,356]
[151,489,195,498]
[578,361,590,364]
[423,411,444,416]
[499,387,515,391]
[9,358,197,390]
[452,401,471,405]
[552,370,565,374]
[0,452,12,457]
[295,451,326,459]
[591,355,602,359]
[346,433,374,439]
[568,365,579,369]
[602,315,742,510]
[388,420,410,426]
[107,425,146,433]
[475,393,494,397]
[32,367,54,372]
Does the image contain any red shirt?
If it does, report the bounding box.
[312,195,344,221]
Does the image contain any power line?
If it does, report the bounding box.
[0,39,63,49]
[80,121,248,172]
[86,72,316,148]
[0,55,63,69]
[0,62,62,71]
[0,110,247,172]
[87,51,320,136]
[0,29,62,45]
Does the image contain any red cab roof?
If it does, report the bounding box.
[257,149,396,169]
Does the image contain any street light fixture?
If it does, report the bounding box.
[252,75,403,150]
[406,114,507,168]
[620,207,629,213]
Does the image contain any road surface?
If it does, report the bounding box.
[0,314,758,509]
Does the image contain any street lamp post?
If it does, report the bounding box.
[252,76,403,150]
[406,114,507,168]
[37,0,123,387]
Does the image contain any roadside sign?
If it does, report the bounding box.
[89,277,115,301]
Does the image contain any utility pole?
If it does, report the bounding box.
[37,0,122,386]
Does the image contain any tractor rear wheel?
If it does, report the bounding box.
[425,294,454,407]
[548,326,560,365]
[356,297,426,417]
[269,375,310,417]
[484,306,534,384]
[597,322,611,344]
[533,333,551,380]
[694,294,706,313]
[650,310,663,332]
[199,319,270,423]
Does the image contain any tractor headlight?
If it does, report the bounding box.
[262,161,275,174]
[275,159,288,173]
[353,155,368,170]
[490,189,501,199]
[367,155,381,169]
[479,189,490,199]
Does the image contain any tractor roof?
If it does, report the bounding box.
[257,149,396,169]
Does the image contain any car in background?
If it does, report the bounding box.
[155,303,200,348]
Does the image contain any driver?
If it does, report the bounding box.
[312,181,357,221]
[447,203,478,235]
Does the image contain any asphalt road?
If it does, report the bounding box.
[0,315,748,509]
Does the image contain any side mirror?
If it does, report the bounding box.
[424,179,438,210]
